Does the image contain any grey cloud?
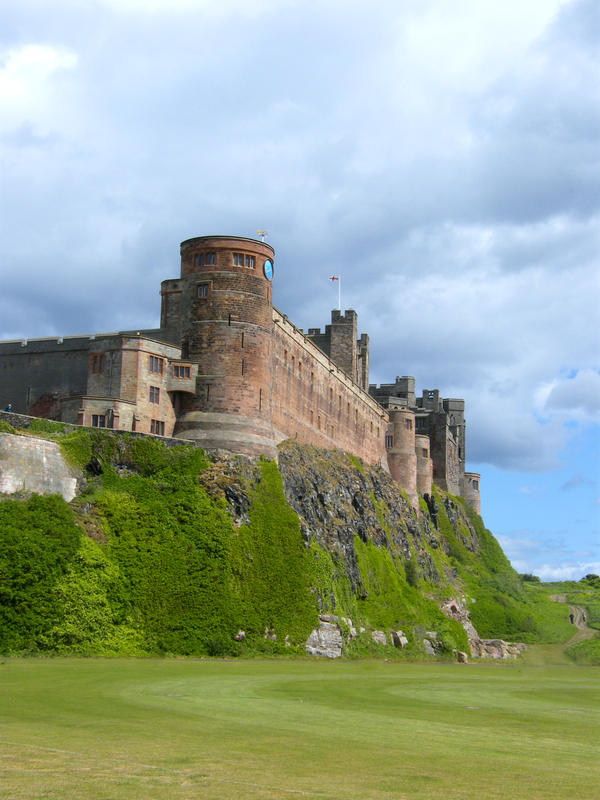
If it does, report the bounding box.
[545,370,600,419]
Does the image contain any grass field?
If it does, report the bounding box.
[1,659,598,799]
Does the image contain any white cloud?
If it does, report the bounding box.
[0,44,77,127]
[535,562,600,582]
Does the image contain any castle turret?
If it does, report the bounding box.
[464,472,481,514]
[386,408,417,505]
[172,235,277,458]
[415,434,433,497]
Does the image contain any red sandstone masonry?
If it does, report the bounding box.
[271,309,388,469]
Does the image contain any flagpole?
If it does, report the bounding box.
[338,276,341,311]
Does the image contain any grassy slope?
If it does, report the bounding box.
[535,577,600,665]
[0,429,583,656]
[1,658,598,800]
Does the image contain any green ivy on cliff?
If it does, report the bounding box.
[0,495,80,653]
[0,429,576,657]
[228,460,318,649]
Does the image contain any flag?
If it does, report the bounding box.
[329,275,339,281]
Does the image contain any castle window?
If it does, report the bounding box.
[197,283,210,299]
[385,434,393,448]
[149,356,164,374]
[245,255,255,268]
[233,253,244,266]
[173,365,190,378]
[338,395,341,409]
[329,388,333,403]
[422,448,428,457]
[149,386,160,404]
[472,480,479,490]
[242,358,246,375]
[91,354,105,373]
[298,361,302,376]
[241,332,244,348]
[259,388,262,410]
[405,419,412,430]
[310,410,314,424]
[92,414,106,428]
[150,419,165,435]
[317,416,321,430]
[284,350,288,364]
[194,253,216,266]
[310,371,314,383]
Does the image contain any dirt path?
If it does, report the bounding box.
[549,594,595,645]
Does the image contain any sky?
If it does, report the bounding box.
[1,0,598,580]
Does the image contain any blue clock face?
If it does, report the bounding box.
[263,259,273,281]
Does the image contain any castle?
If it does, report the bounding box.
[0,235,480,511]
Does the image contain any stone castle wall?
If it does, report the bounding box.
[271,309,388,468]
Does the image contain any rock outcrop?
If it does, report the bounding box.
[306,615,344,658]
[441,597,526,659]
[0,432,79,502]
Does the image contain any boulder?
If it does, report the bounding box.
[306,620,343,658]
[371,630,388,646]
[391,630,408,648]
[423,638,436,655]
[341,617,357,639]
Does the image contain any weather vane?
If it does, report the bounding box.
[256,230,269,242]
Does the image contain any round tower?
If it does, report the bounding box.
[415,434,433,497]
[386,408,417,505]
[464,472,481,515]
[172,235,277,458]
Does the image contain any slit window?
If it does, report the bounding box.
[91,354,105,373]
